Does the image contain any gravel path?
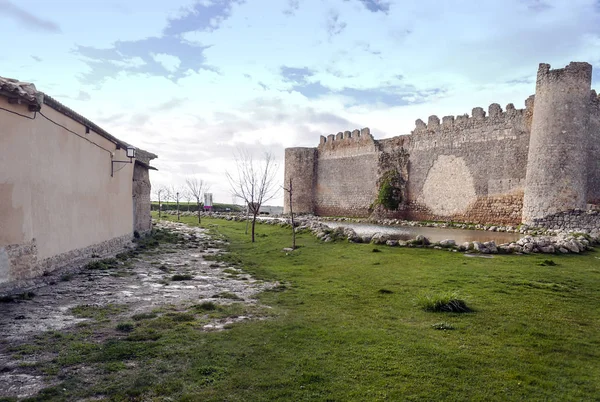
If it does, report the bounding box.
[0,220,275,399]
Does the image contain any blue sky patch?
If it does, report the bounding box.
[163,0,240,35]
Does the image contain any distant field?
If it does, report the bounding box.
[151,202,242,212]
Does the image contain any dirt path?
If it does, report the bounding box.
[0,221,275,399]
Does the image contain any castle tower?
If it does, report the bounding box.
[522,62,593,224]
[284,147,317,214]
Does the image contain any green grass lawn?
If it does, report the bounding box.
[13,216,600,401]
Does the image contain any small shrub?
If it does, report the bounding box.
[416,292,472,313]
[133,230,141,239]
[372,248,381,253]
[539,259,557,266]
[172,274,193,281]
[116,322,135,332]
[195,301,217,311]
[431,322,455,330]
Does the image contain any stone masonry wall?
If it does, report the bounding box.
[284,147,317,214]
[404,101,533,225]
[314,128,379,217]
[586,94,600,205]
[523,62,592,223]
[133,163,152,233]
[0,234,131,289]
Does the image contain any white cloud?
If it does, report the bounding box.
[151,53,181,73]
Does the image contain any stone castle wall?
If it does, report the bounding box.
[313,129,380,217]
[522,62,593,223]
[283,62,600,229]
[404,100,533,225]
[586,94,600,205]
[284,147,317,214]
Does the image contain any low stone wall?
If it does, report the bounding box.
[529,209,600,232]
[0,234,133,293]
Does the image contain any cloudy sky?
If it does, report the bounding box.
[2,0,600,205]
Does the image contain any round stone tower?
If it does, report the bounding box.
[284,147,317,214]
[522,62,593,224]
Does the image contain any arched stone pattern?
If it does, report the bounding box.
[422,155,476,216]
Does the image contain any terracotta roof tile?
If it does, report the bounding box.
[0,76,44,106]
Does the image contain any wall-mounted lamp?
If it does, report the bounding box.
[111,146,136,177]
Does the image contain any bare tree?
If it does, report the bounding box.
[283,178,296,249]
[153,185,169,219]
[183,190,193,211]
[186,177,208,224]
[226,150,279,243]
[169,185,185,221]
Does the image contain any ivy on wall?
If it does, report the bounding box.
[375,170,403,210]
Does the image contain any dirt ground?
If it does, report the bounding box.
[0,220,276,400]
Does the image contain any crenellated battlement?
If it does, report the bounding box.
[411,96,535,134]
[318,127,375,150]
[536,62,592,86]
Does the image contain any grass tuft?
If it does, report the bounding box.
[132,312,158,321]
[86,258,119,270]
[378,289,394,294]
[195,301,217,311]
[539,259,557,266]
[416,292,472,313]
[116,322,135,332]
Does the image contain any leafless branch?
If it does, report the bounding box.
[226,149,279,242]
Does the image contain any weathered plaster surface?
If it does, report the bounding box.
[421,155,476,216]
[0,97,154,285]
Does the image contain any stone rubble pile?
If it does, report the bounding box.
[159,211,598,255]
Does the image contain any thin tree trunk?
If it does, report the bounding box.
[177,193,180,221]
[158,195,161,219]
[245,206,249,235]
[251,213,257,242]
[197,202,201,224]
[289,178,295,249]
